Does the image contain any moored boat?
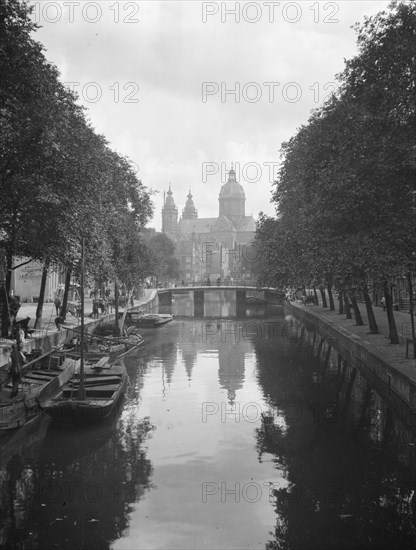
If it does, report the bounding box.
[42,358,127,426]
[0,352,78,431]
[64,330,144,361]
[124,312,173,328]
[43,238,129,428]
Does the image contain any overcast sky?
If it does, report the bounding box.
[32,0,389,230]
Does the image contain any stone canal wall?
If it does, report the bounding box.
[285,302,416,431]
[0,290,158,374]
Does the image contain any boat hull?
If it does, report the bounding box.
[0,356,78,431]
[43,364,127,427]
[124,313,173,328]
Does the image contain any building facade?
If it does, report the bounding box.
[10,258,61,303]
[162,168,256,283]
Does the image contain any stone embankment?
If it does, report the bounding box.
[285,300,416,430]
[0,290,157,375]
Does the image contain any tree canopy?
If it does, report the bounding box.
[255,1,416,343]
[0,0,154,297]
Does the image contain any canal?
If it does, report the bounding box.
[1,303,415,549]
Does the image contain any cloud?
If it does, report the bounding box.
[33,0,390,230]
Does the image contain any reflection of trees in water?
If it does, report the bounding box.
[0,391,154,549]
[253,340,416,550]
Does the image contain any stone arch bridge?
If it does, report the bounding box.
[157,285,284,317]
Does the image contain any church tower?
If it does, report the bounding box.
[162,185,178,236]
[218,164,245,226]
[182,189,198,220]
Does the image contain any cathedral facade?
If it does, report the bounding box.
[162,167,256,283]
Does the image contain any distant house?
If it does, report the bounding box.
[9,258,60,303]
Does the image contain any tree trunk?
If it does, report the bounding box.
[60,268,72,319]
[363,284,378,334]
[327,283,335,311]
[384,284,399,344]
[344,293,353,319]
[114,281,119,337]
[320,288,328,308]
[34,263,48,329]
[350,293,364,326]
[6,249,13,294]
[407,271,416,358]
[338,290,344,314]
[313,286,319,306]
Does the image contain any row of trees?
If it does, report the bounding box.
[0,0,180,332]
[255,1,416,344]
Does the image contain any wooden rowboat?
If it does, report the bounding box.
[63,328,144,360]
[124,312,173,328]
[0,352,78,431]
[42,358,127,426]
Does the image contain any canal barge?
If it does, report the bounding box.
[0,351,78,431]
[62,329,144,361]
[124,312,173,328]
[42,358,127,426]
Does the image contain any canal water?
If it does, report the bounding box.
[1,303,416,549]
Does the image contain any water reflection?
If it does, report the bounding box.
[252,336,416,550]
[217,325,246,404]
[0,360,154,550]
[1,312,415,549]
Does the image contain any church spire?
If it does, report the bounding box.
[182,188,198,220]
[162,184,178,234]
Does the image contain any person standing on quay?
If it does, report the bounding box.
[10,343,25,397]
[54,293,61,316]
[92,299,99,319]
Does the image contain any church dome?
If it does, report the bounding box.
[219,166,245,198]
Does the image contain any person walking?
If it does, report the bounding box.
[381,296,386,311]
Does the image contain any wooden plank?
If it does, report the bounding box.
[24,374,56,382]
[85,384,119,391]
[70,376,121,385]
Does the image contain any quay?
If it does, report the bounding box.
[0,289,158,376]
[286,299,416,431]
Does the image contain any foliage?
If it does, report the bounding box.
[0,0,153,295]
[144,233,180,283]
[256,1,416,296]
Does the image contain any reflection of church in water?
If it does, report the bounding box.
[162,166,256,282]
[176,325,246,403]
[218,340,246,404]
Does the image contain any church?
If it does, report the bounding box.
[161,166,256,283]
